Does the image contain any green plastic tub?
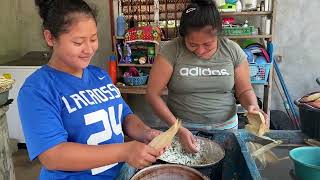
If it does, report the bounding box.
[289,147,320,180]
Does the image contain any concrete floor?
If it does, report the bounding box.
[13,149,41,180]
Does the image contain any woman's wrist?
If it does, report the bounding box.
[177,126,186,136]
[246,105,261,112]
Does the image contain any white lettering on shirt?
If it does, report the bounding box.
[62,84,122,114]
[179,67,230,76]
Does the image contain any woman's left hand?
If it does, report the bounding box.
[143,129,168,155]
[247,105,270,128]
[143,128,162,144]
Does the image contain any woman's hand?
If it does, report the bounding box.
[247,105,270,128]
[177,127,198,153]
[125,141,162,169]
[143,128,162,144]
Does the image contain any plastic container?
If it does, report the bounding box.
[294,98,320,138]
[222,26,253,36]
[108,55,117,84]
[289,147,320,180]
[236,0,242,12]
[123,75,148,86]
[116,13,126,37]
[249,62,272,84]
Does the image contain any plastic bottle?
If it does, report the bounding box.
[116,13,126,37]
[260,1,265,11]
[108,55,117,84]
[128,16,137,28]
[236,0,242,12]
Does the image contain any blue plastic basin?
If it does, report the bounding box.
[289,147,320,180]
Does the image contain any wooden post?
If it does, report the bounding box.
[0,106,15,180]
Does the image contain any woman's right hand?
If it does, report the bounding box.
[125,141,161,169]
[177,127,199,153]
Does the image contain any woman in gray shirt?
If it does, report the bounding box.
[146,0,268,153]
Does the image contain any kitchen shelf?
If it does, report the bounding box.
[225,34,272,39]
[221,11,273,16]
[115,36,125,40]
[121,0,190,6]
[124,11,272,16]
[124,10,178,16]
[118,64,153,67]
[116,85,168,95]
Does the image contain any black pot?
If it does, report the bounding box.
[295,99,320,138]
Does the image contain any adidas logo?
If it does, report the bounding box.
[179,67,230,76]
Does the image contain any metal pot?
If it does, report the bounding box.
[159,135,225,179]
[295,98,320,138]
[130,164,209,180]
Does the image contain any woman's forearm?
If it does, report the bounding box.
[238,89,259,110]
[39,142,128,171]
[146,93,177,126]
[146,55,176,127]
[123,114,152,142]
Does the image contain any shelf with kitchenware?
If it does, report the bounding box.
[123,10,273,17]
[118,63,153,67]
[226,34,272,39]
[221,11,273,16]
[113,26,162,94]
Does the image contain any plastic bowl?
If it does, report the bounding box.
[289,147,320,180]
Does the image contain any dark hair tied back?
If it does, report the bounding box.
[35,0,55,20]
[179,0,222,37]
[35,0,97,38]
[191,0,214,6]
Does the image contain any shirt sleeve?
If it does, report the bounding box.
[121,99,133,123]
[228,39,247,68]
[158,39,179,66]
[18,86,68,161]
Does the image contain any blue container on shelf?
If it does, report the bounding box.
[249,59,272,84]
[123,75,148,86]
[116,14,126,37]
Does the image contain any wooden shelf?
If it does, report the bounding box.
[121,1,190,6]
[115,36,125,40]
[118,64,153,67]
[225,34,272,39]
[221,11,273,16]
[123,11,272,18]
[116,85,168,95]
[124,10,184,16]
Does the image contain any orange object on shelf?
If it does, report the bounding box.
[108,55,117,84]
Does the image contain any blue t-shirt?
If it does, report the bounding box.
[18,65,133,180]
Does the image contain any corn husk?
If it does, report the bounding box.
[247,141,288,168]
[148,120,181,150]
[245,111,288,167]
[304,139,320,146]
[0,76,15,93]
[245,111,269,137]
[300,92,320,102]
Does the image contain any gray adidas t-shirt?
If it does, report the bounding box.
[159,37,246,125]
